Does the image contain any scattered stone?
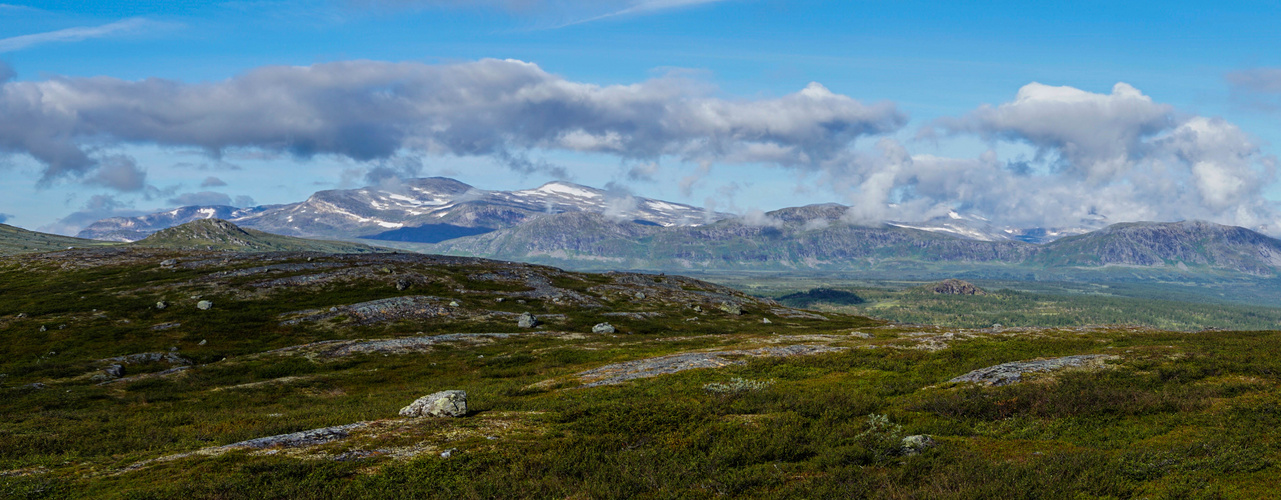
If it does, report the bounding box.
[38,325,46,332]
[395,279,411,291]
[762,318,772,324]
[693,305,703,313]
[449,301,460,307]
[495,298,505,303]
[156,301,169,310]
[196,300,213,311]
[399,390,468,418]
[635,292,646,300]
[949,354,1116,386]
[15,313,26,318]
[440,448,458,458]
[901,435,936,455]
[24,383,46,390]
[159,259,177,267]
[517,312,539,329]
[103,364,124,378]
[152,322,181,331]
[198,339,207,346]
[516,299,527,304]
[719,302,744,315]
[330,307,339,312]
[929,279,986,296]
[592,322,616,334]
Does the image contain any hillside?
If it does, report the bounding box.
[3,247,1281,497]
[1035,220,1281,275]
[0,223,113,256]
[131,219,384,253]
[424,215,1281,278]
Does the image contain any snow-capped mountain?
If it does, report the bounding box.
[78,206,270,242]
[887,211,1099,244]
[77,178,724,243]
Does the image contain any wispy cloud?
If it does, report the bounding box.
[0,18,157,53]
[350,0,732,27]
[559,0,728,27]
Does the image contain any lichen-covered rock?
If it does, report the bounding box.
[517,312,539,328]
[949,355,1114,386]
[156,301,168,310]
[399,390,468,418]
[901,435,936,455]
[719,302,743,315]
[196,300,213,311]
[592,322,616,334]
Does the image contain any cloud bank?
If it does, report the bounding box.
[0,58,903,185]
[835,82,1278,231]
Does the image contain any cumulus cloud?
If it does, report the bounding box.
[835,83,1279,232]
[233,195,256,208]
[168,191,233,207]
[934,82,1174,182]
[0,58,903,187]
[83,155,147,192]
[200,176,227,187]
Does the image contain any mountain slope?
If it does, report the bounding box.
[1037,220,1281,275]
[0,223,112,255]
[131,219,384,253]
[427,215,1281,277]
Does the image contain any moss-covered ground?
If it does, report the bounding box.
[2,249,1281,498]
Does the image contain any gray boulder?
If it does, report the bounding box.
[517,312,539,328]
[104,364,125,378]
[592,322,616,334]
[156,301,168,310]
[196,300,213,311]
[901,435,936,455]
[399,390,468,418]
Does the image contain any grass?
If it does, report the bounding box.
[3,249,1281,498]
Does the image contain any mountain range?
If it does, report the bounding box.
[69,177,1281,277]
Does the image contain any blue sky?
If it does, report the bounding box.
[4,0,1281,234]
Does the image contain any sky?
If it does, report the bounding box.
[4,0,1281,235]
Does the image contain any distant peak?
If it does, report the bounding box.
[529,181,603,198]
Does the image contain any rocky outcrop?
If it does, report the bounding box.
[928,279,986,295]
[577,345,845,387]
[948,354,1115,386]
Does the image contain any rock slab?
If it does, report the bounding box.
[949,354,1114,386]
[592,322,616,334]
[517,312,539,328]
[399,390,468,418]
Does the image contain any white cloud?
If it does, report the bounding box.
[0,58,904,186]
[832,83,1280,233]
[0,18,157,53]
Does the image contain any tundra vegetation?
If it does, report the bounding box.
[1,247,1280,499]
